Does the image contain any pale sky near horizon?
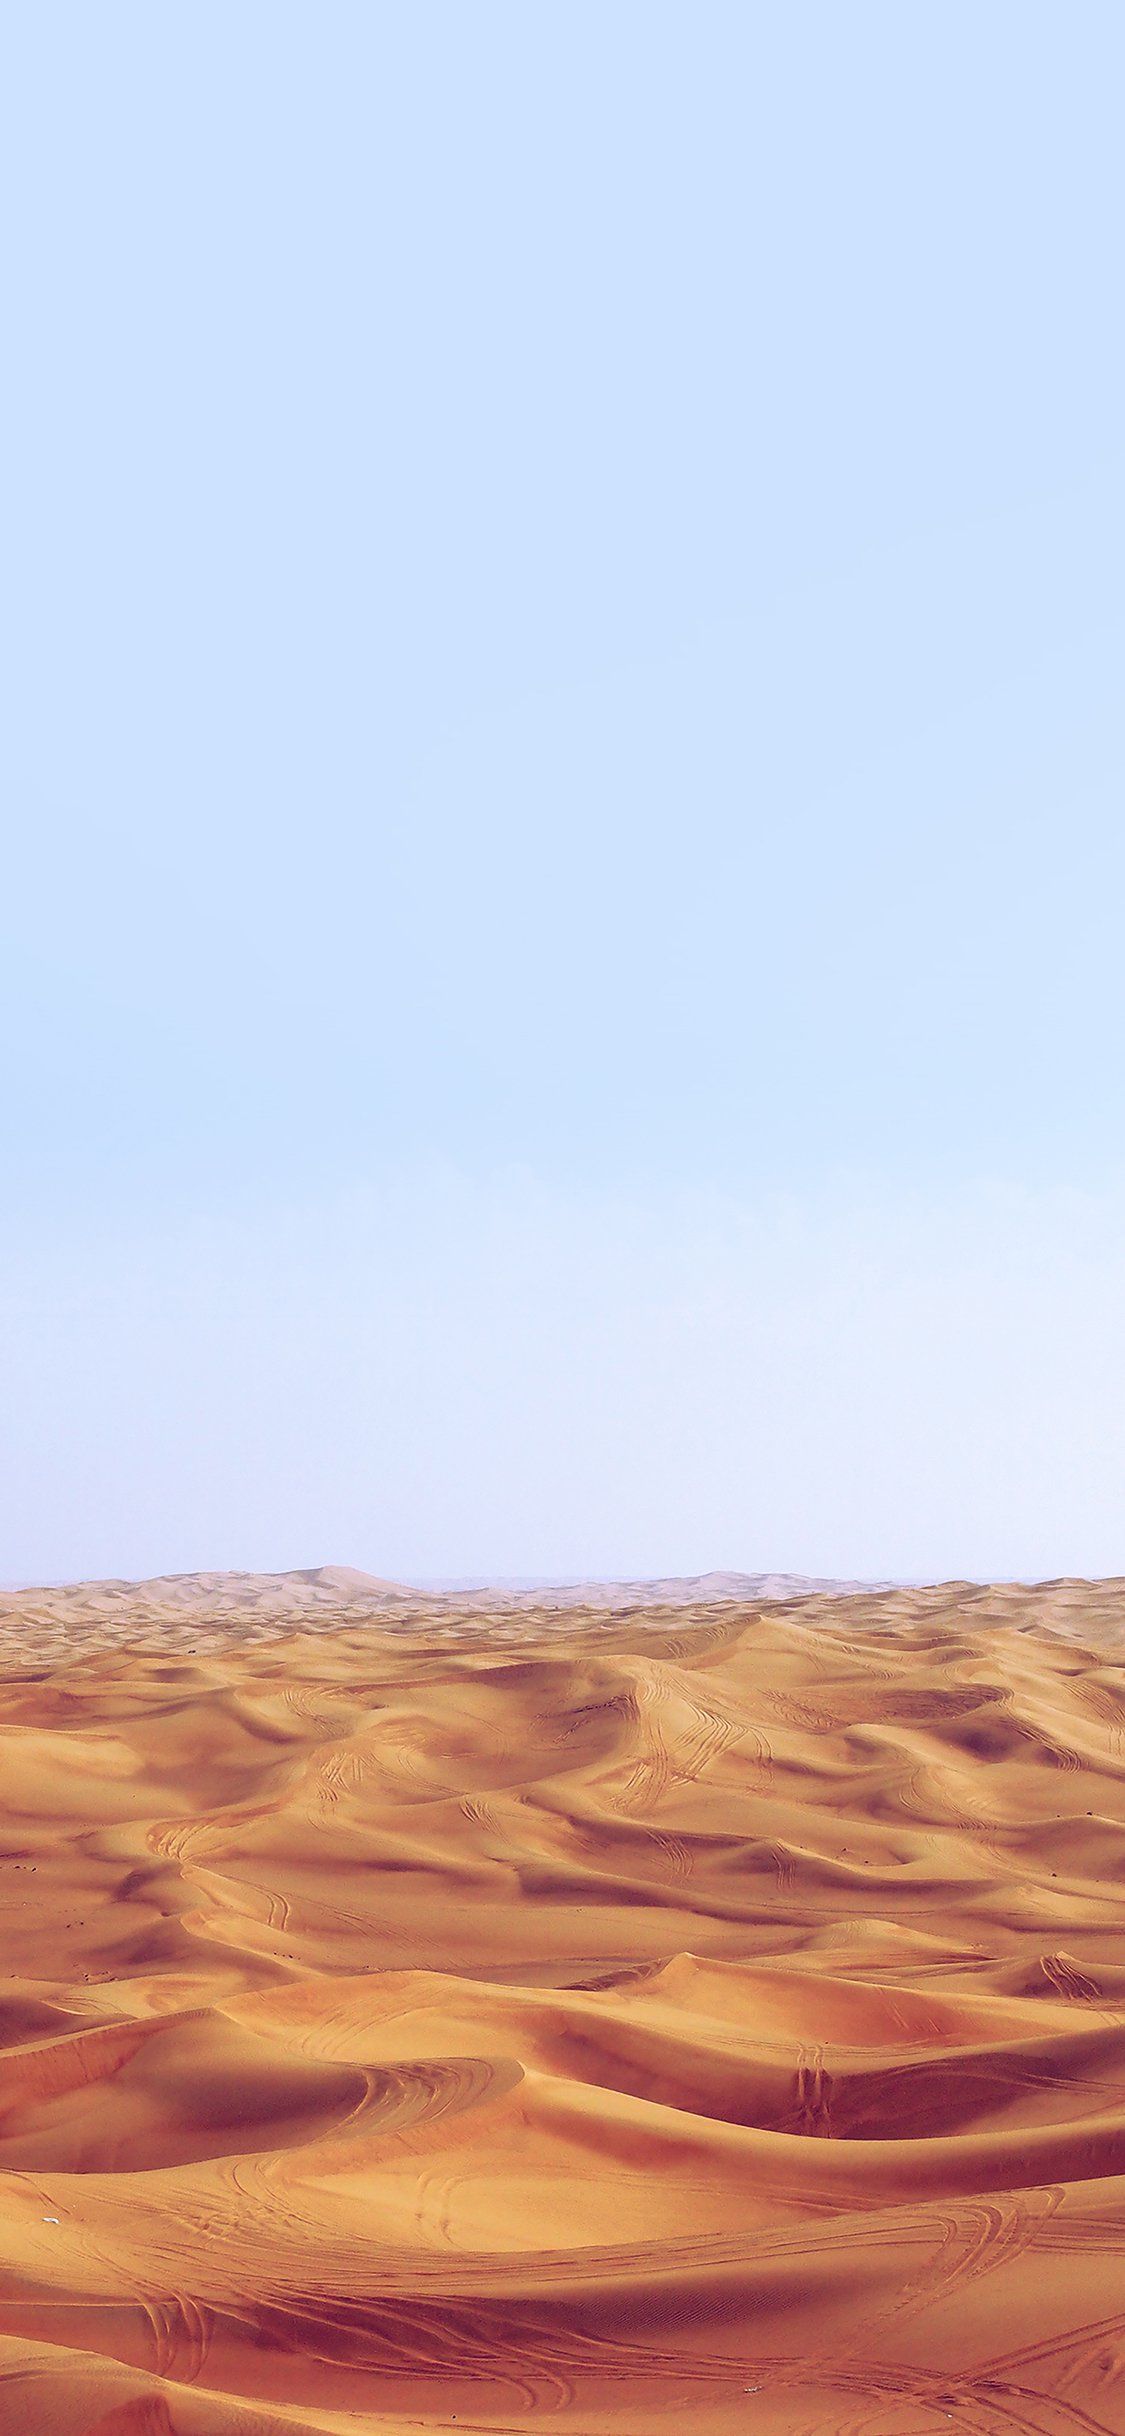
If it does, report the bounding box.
[4,4,1125,1587]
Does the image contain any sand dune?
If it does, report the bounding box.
[0,1579,1123,2431]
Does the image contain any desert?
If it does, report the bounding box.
[9,0,1122,2426]
[0,1570,1121,2432]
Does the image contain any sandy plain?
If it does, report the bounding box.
[0,1567,1123,2435]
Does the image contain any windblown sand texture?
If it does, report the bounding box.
[0,1571,1124,2434]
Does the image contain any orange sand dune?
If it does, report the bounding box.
[0,1577,1124,2433]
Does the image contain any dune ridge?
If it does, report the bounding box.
[0,1576,1123,2432]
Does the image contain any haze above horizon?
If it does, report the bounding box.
[4,4,1125,1588]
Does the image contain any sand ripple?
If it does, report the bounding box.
[0,1577,1123,2430]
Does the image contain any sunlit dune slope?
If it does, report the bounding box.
[0,1577,1124,2433]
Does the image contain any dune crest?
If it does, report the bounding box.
[0,1575,1123,2431]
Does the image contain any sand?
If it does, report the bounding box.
[0,1572,1123,2434]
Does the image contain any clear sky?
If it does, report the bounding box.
[4,3,1125,1587]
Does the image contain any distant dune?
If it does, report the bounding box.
[421,1567,899,1602]
[2,1562,1123,1658]
[0,1562,892,1645]
[0,1561,412,1610]
[0,1573,1123,2429]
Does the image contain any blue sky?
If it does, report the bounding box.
[4,4,1125,1584]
